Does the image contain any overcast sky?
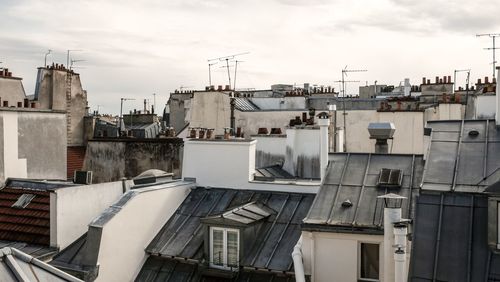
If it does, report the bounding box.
[1,0,500,114]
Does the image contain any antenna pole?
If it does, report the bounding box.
[477,33,500,78]
[225,58,231,89]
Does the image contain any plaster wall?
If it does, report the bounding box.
[235,110,304,136]
[17,111,66,180]
[95,185,191,282]
[189,91,231,135]
[50,181,125,249]
[0,77,26,105]
[335,110,424,154]
[301,231,385,282]
[248,96,306,110]
[2,112,27,179]
[168,92,192,134]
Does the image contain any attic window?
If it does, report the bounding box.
[377,168,403,188]
[12,194,35,209]
[210,227,239,271]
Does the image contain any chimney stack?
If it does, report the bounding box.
[368,122,396,154]
[317,112,330,181]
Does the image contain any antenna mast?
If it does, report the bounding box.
[476,33,500,78]
[208,52,249,90]
[340,66,367,152]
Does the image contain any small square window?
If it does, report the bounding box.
[359,243,380,281]
[378,168,403,188]
[210,227,239,271]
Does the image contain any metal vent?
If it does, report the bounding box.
[378,168,403,188]
[12,194,35,209]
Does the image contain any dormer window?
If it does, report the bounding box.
[210,227,239,270]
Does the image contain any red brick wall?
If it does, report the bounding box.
[67,146,86,179]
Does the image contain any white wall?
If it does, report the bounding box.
[94,184,191,282]
[183,140,256,188]
[50,181,126,249]
[182,139,320,193]
[253,135,286,167]
[283,127,320,178]
[437,103,462,120]
[189,91,230,135]
[475,95,496,119]
[2,111,27,179]
[249,96,306,110]
[301,231,385,282]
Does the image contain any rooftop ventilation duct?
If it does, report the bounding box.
[368,122,395,154]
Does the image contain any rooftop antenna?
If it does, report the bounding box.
[66,49,83,68]
[476,33,500,78]
[44,49,52,67]
[233,60,244,90]
[340,66,367,152]
[153,93,156,114]
[70,59,85,70]
[208,52,249,90]
[208,62,218,86]
[453,69,471,93]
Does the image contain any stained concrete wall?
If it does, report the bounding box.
[168,92,193,134]
[283,127,320,178]
[34,68,88,146]
[0,109,66,182]
[0,77,26,106]
[236,110,304,136]
[189,91,231,135]
[253,135,286,168]
[84,139,183,183]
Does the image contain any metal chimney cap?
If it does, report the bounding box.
[368,122,396,139]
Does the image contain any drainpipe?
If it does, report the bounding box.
[309,232,315,282]
[292,236,306,282]
[393,224,408,282]
[318,113,330,181]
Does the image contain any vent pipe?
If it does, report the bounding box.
[368,122,396,154]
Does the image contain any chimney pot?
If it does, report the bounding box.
[478,78,482,84]
[435,76,439,84]
[443,76,447,83]
[448,75,452,84]
[422,77,426,85]
[3,101,8,107]
[485,76,489,84]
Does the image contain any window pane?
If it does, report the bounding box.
[360,243,379,279]
[212,229,224,266]
[227,230,239,267]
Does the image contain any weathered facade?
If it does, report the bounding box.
[83,138,183,183]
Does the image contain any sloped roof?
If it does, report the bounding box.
[145,187,315,272]
[409,193,500,281]
[0,247,82,282]
[423,119,500,193]
[0,240,57,261]
[234,98,260,111]
[0,187,50,245]
[254,165,295,181]
[136,255,302,282]
[303,153,424,233]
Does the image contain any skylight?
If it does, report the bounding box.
[377,168,403,188]
[11,194,36,209]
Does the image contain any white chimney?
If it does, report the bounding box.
[318,112,330,181]
[496,66,500,126]
[404,78,411,96]
[394,224,408,282]
[378,193,406,282]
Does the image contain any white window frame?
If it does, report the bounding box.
[358,242,380,282]
[209,226,240,270]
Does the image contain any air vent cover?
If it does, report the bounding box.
[377,168,403,188]
[12,194,35,209]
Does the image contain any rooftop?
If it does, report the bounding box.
[142,187,315,275]
[409,193,500,281]
[423,119,500,193]
[303,153,424,233]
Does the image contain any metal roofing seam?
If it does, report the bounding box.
[351,154,371,225]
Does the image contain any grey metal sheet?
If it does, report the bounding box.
[304,153,423,230]
[409,193,500,282]
[144,187,314,273]
[423,120,500,192]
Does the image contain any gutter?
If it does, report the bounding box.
[291,236,306,282]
